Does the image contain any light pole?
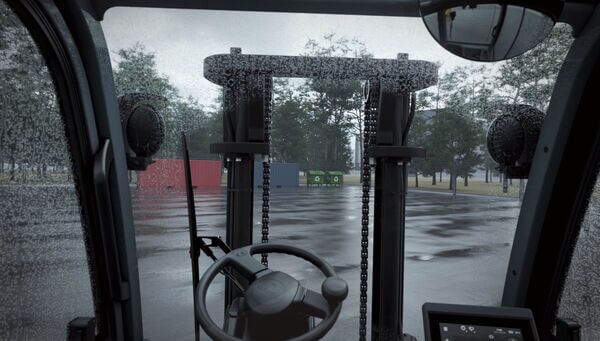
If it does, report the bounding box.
[452,140,458,196]
[519,178,525,200]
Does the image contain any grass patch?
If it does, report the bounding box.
[297,174,522,198]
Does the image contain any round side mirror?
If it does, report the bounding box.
[487,104,545,178]
[419,0,563,62]
[118,93,166,170]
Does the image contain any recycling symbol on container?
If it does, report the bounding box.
[314,176,320,182]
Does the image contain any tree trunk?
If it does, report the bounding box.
[439,172,442,182]
[21,164,26,182]
[519,179,525,200]
[499,173,502,183]
[464,176,468,187]
[432,174,436,185]
[449,172,454,190]
[10,159,15,181]
[358,136,363,183]
[509,178,513,186]
[415,173,419,188]
[485,168,489,183]
[513,86,522,105]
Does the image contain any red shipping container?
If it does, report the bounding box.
[137,159,222,189]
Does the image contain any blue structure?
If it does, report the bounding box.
[254,161,299,188]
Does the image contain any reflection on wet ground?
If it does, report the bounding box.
[133,186,520,341]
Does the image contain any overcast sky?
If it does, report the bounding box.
[101,7,489,106]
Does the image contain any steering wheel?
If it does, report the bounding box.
[196,243,348,341]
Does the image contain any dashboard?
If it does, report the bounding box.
[423,303,539,341]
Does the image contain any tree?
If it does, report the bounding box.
[464,65,504,182]
[429,109,483,189]
[174,97,213,159]
[409,91,443,186]
[495,24,573,111]
[271,79,309,169]
[407,111,431,187]
[111,43,223,160]
[425,67,480,185]
[112,43,178,99]
[112,43,184,158]
[205,94,223,155]
[302,33,372,172]
[1,2,66,182]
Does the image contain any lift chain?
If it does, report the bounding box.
[359,80,379,340]
[261,76,273,266]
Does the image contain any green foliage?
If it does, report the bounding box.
[496,24,574,111]
[1,11,575,184]
[426,110,483,178]
[270,34,371,172]
[1,2,69,181]
[111,43,221,159]
[301,33,370,172]
[408,111,438,178]
[412,66,497,183]
[411,24,573,185]
[271,79,309,169]
[113,43,178,99]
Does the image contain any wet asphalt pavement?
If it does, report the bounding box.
[132,186,521,341]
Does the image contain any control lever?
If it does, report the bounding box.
[194,236,245,291]
[183,133,241,341]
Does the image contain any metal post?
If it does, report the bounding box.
[221,53,266,309]
[371,86,411,341]
[452,141,457,196]
[224,155,254,308]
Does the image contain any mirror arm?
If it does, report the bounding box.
[559,2,595,37]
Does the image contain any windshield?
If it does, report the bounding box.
[102,8,573,340]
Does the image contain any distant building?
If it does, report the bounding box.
[354,135,362,169]
[419,109,438,122]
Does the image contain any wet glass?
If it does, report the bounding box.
[0,0,94,339]
[420,3,555,61]
[102,8,573,340]
[557,174,600,340]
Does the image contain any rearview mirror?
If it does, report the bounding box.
[419,0,563,61]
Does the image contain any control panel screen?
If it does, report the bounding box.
[423,303,538,341]
[439,323,523,341]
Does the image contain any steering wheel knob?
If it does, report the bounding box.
[322,277,348,304]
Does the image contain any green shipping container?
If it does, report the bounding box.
[326,171,344,186]
[306,170,325,186]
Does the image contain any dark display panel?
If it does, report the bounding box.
[439,322,523,341]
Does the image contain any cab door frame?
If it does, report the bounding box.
[501,4,600,339]
[13,0,600,340]
[6,0,143,340]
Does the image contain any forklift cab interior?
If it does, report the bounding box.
[1,0,600,340]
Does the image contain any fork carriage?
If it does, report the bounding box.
[193,47,438,340]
